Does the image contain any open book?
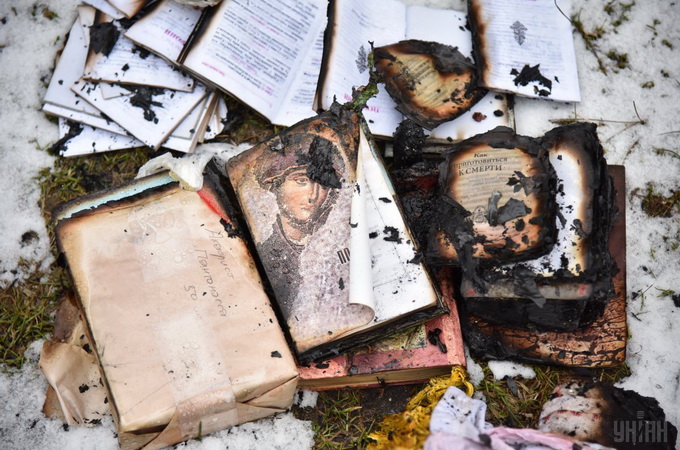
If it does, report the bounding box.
[43,5,226,154]
[124,0,327,127]
[298,268,465,390]
[226,105,445,363]
[468,0,581,102]
[316,0,511,140]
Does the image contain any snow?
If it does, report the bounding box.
[1,0,679,448]
[487,361,537,381]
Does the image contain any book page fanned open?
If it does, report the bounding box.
[317,0,511,140]
[227,105,444,363]
[125,0,326,127]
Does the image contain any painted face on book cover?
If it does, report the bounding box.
[259,133,342,244]
[278,168,330,226]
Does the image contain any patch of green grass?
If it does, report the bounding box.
[571,13,608,74]
[641,81,655,89]
[479,362,633,428]
[656,288,676,298]
[654,147,680,159]
[632,184,680,218]
[604,1,635,28]
[0,267,69,369]
[662,39,673,49]
[606,50,630,69]
[308,391,376,449]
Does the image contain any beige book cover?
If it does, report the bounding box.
[52,171,298,450]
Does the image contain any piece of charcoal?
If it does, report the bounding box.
[393,119,426,169]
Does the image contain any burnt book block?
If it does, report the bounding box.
[461,123,616,332]
[462,165,625,368]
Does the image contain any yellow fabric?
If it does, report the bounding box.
[367,366,473,449]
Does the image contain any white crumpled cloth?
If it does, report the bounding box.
[136,142,252,190]
[424,386,613,450]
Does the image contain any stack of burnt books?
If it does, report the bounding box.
[41,104,473,449]
[401,122,627,368]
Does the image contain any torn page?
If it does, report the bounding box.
[84,21,195,92]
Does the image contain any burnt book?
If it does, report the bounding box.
[50,167,299,450]
[226,104,446,364]
[315,0,511,140]
[468,0,581,102]
[373,40,488,130]
[427,126,558,268]
[462,163,625,368]
[42,5,227,154]
[460,123,617,332]
[298,268,465,390]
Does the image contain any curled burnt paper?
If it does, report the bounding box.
[539,381,677,450]
[427,125,557,270]
[373,40,488,129]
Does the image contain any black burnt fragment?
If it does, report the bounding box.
[510,64,553,97]
[89,22,119,57]
[393,119,426,169]
[123,85,165,122]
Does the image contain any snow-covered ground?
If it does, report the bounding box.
[1,0,679,448]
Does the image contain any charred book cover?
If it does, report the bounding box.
[459,123,617,332]
[226,104,446,364]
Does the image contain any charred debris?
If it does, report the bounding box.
[388,120,618,365]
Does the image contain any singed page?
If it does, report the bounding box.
[348,140,374,310]
[202,95,228,141]
[81,0,126,20]
[124,0,203,63]
[43,10,125,134]
[340,127,438,337]
[405,6,511,141]
[319,0,405,137]
[271,27,326,127]
[72,80,209,149]
[182,0,326,122]
[107,0,147,18]
[84,22,195,91]
[470,0,580,102]
[163,93,217,152]
[57,119,143,157]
